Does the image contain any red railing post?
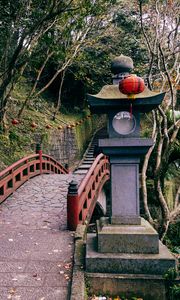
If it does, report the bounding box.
[67,180,79,230]
[36,144,43,174]
[65,163,69,174]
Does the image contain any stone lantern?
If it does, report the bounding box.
[86,55,176,296]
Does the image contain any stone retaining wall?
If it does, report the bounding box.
[42,116,106,167]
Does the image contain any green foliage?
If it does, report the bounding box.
[172,247,180,254]
[0,75,106,171]
[164,268,178,281]
[166,221,180,248]
[164,268,180,300]
[170,284,180,300]
[0,0,119,125]
[75,114,102,155]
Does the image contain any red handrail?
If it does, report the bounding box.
[67,154,110,230]
[0,151,68,204]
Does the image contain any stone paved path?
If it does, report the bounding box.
[0,174,83,300]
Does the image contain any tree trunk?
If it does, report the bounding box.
[141,144,156,225]
[52,69,66,120]
[155,178,170,239]
[18,50,54,119]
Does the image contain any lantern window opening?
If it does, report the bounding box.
[112,111,136,136]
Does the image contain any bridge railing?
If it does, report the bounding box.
[67,153,110,230]
[0,149,68,204]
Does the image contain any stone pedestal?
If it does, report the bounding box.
[86,233,176,275]
[97,218,159,254]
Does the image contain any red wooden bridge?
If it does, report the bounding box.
[0,134,110,300]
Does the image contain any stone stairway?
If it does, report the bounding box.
[73,128,107,175]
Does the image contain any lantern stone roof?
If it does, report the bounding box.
[87,85,165,113]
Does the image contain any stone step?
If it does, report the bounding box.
[83,159,95,163]
[78,164,92,170]
[73,169,88,175]
[86,273,168,300]
[86,234,176,275]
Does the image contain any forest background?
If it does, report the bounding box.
[0,0,179,247]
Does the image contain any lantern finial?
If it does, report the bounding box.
[111,55,134,74]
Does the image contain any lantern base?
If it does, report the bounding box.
[97,218,159,254]
[86,234,176,275]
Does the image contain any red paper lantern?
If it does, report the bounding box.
[12,119,19,125]
[31,122,37,128]
[119,75,145,95]
[46,124,52,129]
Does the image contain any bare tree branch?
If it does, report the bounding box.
[18,49,54,118]
[141,111,157,224]
[139,0,154,56]
[159,44,175,123]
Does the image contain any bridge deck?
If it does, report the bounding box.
[0,174,83,300]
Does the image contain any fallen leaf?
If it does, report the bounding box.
[9,288,16,295]
[64,263,71,270]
